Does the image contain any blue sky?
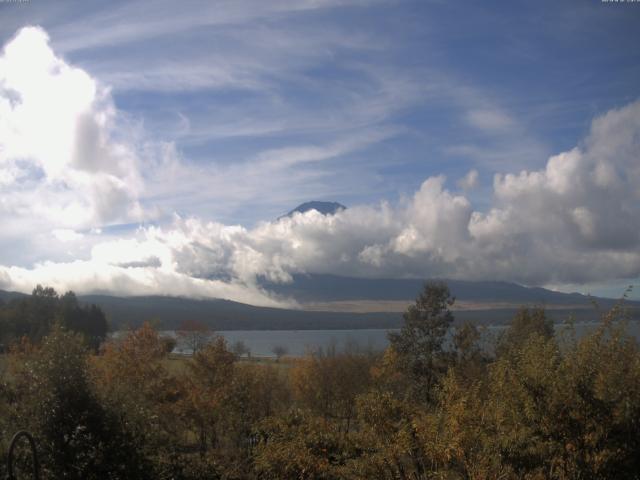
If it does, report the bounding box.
[0,0,639,303]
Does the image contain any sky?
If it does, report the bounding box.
[0,0,639,305]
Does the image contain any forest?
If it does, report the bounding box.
[0,283,639,479]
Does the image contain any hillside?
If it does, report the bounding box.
[2,277,638,330]
[62,294,640,330]
[258,274,616,305]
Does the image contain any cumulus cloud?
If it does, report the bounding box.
[469,100,640,282]
[0,27,144,228]
[70,100,637,295]
[1,26,639,306]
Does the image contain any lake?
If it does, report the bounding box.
[161,321,640,357]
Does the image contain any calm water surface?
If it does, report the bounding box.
[160,322,640,357]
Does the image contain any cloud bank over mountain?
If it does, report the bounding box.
[0,27,639,306]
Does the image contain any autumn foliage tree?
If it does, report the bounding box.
[1,283,640,479]
[12,325,150,479]
[291,345,374,432]
[90,323,181,475]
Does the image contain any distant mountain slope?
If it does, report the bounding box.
[49,294,640,330]
[281,201,346,218]
[259,274,618,306]
[0,289,28,303]
[3,277,604,306]
[78,294,399,330]
[1,276,637,331]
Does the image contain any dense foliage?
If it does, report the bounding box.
[0,286,108,350]
[0,282,639,479]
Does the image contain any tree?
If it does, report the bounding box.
[181,336,236,456]
[232,339,251,358]
[495,306,553,357]
[14,325,151,479]
[419,304,640,480]
[0,286,108,349]
[388,281,455,403]
[90,322,180,473]
[451,321,486,383]
[483,310,640,479]
[291,345,374,431]
[176,320,213,355]
[272,344,288,361]
[58,291,108,351]
[23,285,58,341]
[254,410,359,480]
[160,335,177,354]
[353,391,429,479]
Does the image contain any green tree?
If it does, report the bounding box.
[58,291,108,351]
[388,281,455,403]
[19,285,58,341]
[0,286,108,348]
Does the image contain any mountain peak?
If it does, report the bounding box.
[282,201,346,218]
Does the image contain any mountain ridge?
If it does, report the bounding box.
[2,276,637,330]
[257,274,609,305]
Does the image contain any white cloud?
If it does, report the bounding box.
[1,26,639,305]
[465,108,515,132]
[457,169,479,190]
[469,100,640,281]
[52,229,84,243]
[0,27,144,229]
[50,0,377,54]
[0,260,284,307]
[3,99,640,303]
[79,100,639,295]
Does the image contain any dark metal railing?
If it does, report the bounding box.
[5,431,39,480]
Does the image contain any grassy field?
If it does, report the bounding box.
[163,353,295,376]
[301,299,605,313]
[0,352,295,384]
